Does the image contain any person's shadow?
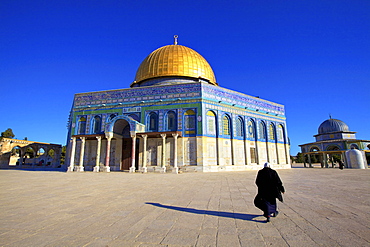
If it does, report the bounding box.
[146,202,265,223]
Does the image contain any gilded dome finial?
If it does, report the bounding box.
[174,35,178,45]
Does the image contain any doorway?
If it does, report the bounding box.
[121,138,139,171]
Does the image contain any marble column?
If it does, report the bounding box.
[129,134,137,173]
[104,135,113,172]
[93,136,102,172]
[141,134,148,173]
[160,134,166,173]
[307,154,313,168]
[67,137,77,172]
[341,152,348,168]
[322,152,328,168]
[172,133,179,174]
[181,136,185,167]
[76,137,86,172]
[18,149,23,169]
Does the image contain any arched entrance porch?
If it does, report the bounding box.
[113,119,139,171]
[104,115,145,172]
[326,145,344,168]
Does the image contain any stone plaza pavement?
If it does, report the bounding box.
[0,165,369,247]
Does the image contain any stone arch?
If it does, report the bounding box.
[326,145,342,168]
[11,146,21,156]
[113,119,131,138]
[326,145,340,151]
[9,146,21,166]
[36,147,45,158]
[350,144,359,149]
[106,115,142,135]
[24,146,35,158]
[310,146,321,152]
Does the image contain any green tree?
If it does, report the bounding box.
[295,152,305,163]
[61,146,66,164]
[1,128,15,139]
[311,154,319,163]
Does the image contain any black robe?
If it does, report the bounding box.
[254,167,285,216]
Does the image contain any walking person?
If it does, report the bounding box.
[254,162,285,222]
[338,160,344,170]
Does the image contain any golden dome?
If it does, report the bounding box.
[133,44,217,86]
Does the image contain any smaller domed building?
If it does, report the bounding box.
[299,118,370,168]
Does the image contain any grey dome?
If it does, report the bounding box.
[318,119,349,134]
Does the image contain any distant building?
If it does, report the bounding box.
[299,118,370,168]
[66,37,290,173]
[0,138,62,169]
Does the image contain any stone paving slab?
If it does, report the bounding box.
[0,166,369,247]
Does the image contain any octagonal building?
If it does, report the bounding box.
[299,118,370,168]
[66,38,291,173]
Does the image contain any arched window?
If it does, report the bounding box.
[78,117,86,134]
[269,123,276,141]
[350,144,359,149]
[248,119,256,140]
[235,117,244,137]
[166,111,177,131]
[327,146,340,152]
[184,110,196,135]
[310,147,320,152]
[207,111,217,135]
[92,115,102,134]
[222,115,231,136]
[259,121,266,140]
[148,112,158,132]
[278,125,285,142]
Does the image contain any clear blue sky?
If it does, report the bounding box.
[1,0,369,155]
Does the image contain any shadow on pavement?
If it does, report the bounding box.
[146,202,265,223]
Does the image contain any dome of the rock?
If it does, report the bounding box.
[132,42,216,87]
